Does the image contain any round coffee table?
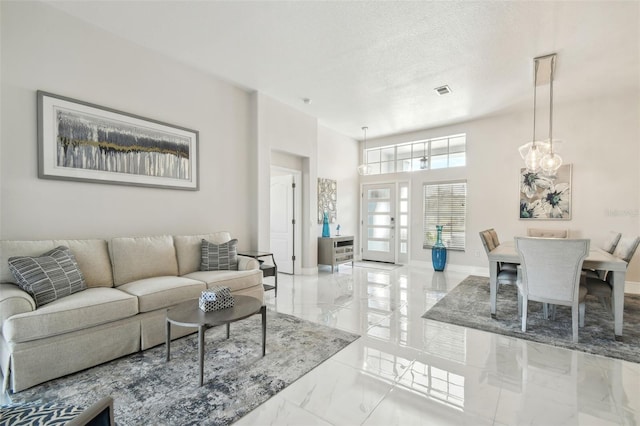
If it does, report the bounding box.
[165,295,266,386]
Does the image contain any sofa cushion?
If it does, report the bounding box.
[54,239,113,288]
[201,239,238,271]
[117,276,206,313]
[8,246,87,308]
[173,232,232,275]
[109,236,178,286]
[2,287,138,343]
[183,269,262,292]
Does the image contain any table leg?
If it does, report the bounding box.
[165,320,171,361]
[611,270,625,339]
[489,260,498,318]
[261,305,266,356]
[198,325,205,386]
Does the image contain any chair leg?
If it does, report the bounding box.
[517,292,522,317]
[550,305,557,321]
[579,302,585,328]
[572,305,579,343]
[521,296,528,332]
[543,303,549,319]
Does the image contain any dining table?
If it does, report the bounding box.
[488,241,628,339]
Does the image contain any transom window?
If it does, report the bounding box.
[365,134,466,175]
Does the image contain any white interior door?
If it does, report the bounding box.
[362,183,396,263]
[270,170,301,274]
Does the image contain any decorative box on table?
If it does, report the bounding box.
[199,286,234,312]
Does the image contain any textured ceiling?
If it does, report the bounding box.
[46,1,639,139]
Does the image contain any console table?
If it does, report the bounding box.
[237,251,278,296]
[318,236,354,272]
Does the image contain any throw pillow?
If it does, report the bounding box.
[200,239,238,271]
[8,246,87,308]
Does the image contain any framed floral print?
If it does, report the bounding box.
[519,164,572,220]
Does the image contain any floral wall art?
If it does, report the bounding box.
[519,164,572,220]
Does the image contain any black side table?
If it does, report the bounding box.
[238,251,278,296]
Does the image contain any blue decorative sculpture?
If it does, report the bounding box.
[432,225,447,271]
[322,211,330,238]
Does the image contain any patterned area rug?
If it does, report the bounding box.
[9,311,359,425]
[422,275,640,363]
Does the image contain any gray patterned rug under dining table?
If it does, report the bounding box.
[9,311,359,425]
[422,275,640,363]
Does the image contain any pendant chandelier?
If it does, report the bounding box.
[357,126,372,175]
[519,53,563,176]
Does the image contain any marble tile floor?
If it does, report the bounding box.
[236,265,640,426]
[2,264,638,425]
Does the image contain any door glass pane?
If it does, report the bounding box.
[368,228,391,239]
[368,189,390,199]
[368,241,390,252]
[368,202,390,213]
[400,186,408,198]
[400,200,408,213]
[400,215,408,226]
[368,215,391,226]
[400,228,408,239]
[400,242,407,253]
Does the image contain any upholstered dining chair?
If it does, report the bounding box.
[479,229,517,285]
[515,237,590,343]
[584,235,640,313]
[526,228,569,238]
[583,231,622,280]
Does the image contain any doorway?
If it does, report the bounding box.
[270,167,302,274]
[361,183,396,263]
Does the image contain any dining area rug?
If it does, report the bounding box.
[8,311,359,425]
[422,275,640,363]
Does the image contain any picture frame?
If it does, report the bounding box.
[37,91,199,190]
[519,164,572,220]
[317,178,337,223]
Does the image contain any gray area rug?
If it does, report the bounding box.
[422,275,640,363]
[10,311,359,425]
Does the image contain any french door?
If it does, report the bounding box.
[362,183,396,263]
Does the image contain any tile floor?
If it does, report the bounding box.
[2,264,638,425]
[235,264,640,426]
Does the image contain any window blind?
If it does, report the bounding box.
[423,181,467,250]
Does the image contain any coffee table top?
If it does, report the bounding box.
[166,295,262,328]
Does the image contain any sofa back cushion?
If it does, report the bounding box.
[1,239,113,288]
[109,235,178,286]
[54,239,113,288]
[174,232,231,276]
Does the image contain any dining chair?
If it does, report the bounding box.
[583,231,622,280]
[515,237,590,343]
[479,229,517,285]
[526,228,569,238]
[584,235,640,313]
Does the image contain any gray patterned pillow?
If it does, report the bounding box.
[200,239,238,271]
[8,246,87,307]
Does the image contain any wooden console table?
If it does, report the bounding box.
[318,236,354,272]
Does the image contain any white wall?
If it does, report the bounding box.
[362,92,640,281]
[317,125,359,253]
[1,2,256,247]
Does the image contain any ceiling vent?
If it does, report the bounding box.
[434,85,452,95]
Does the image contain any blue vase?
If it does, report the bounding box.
[322,212,330,238]
[432,225,447,271]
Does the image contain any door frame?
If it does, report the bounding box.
[361,182,397,263]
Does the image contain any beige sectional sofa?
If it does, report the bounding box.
[0,232,264,392]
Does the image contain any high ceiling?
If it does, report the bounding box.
[46,1,639,140]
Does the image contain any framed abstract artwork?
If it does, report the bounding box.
[519,164,572,220]
[317,178,337,223]
[37,91,199,190]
